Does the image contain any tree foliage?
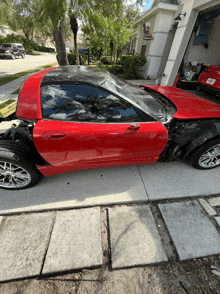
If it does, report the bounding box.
[2,0,145,67]
[0,0,12,25]
[81,0,142,65]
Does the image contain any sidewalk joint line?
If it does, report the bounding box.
[39,211,57,276]
[137,165,149,200]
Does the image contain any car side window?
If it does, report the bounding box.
[41,84,153,122]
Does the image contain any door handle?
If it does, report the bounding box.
[129,123,140,131]
[43,131,66,139]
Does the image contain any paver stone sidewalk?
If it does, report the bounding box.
[42,207,102,274]
[159,201,220,260]
[0,213,54,282]
[108,205,167,269]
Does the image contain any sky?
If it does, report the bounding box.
[132,0,154,12]
[142,0,154,11]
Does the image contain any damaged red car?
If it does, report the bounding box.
[1,66,220,190]
[198,65,220,95]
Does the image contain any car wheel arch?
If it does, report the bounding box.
[183,134,220,160]
[186,135,220,169]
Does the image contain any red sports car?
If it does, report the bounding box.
[198,65,220,95]
[0,66,220,190]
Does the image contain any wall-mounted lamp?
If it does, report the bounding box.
[174,12,186,21]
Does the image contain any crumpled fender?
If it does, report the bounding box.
[178,120,220,159]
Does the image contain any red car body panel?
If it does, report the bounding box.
[198,66,220,90]
[16,67,56,121]
[33,120,168,176]
[16,67,220,178]
[141,85,220,120]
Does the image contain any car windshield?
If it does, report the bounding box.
[102,74,167,121]
[1,44,11,48]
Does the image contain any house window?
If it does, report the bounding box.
[140,45,147,56]
[195,20,214,44]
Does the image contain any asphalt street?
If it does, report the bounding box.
[0,52,57,77]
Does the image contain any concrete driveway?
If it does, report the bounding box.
[0,162,220,215]
[0,52,57,77]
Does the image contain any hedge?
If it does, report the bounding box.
[100,56,111,65]
[120,54,146,78]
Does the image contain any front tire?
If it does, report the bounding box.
[188,137,220,170]
[21,53,25,59]
[0,141,42,189]
[11,54,15,60]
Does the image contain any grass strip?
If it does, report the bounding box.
[11,89,20,94]
[37,63,58,69]
[27,52,41,55]
[0,69,39,86]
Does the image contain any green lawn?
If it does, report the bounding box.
[0,63,58,87]
[11,89,20,94]
[0,69,39,86]
[37,63,58,69]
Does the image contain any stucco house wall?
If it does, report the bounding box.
[133,0,220,85]
[131,0,178,79]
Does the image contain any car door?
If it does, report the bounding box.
[33,83,168,168]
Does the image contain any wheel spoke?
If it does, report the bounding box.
[199,143,220,168]
[14,172,31,180]
[0,165,5,171]
[0,161,31,188]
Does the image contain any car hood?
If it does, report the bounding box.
[143,85,220,120]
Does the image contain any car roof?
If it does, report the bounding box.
[2,43,23,46]
[41,66,109,86]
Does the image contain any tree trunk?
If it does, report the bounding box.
[73,32,80,65]
[116,50,119,64]
[24,30,30,40]
[110,41,114,66]
[70,17,80,65]
[53,22,69,66]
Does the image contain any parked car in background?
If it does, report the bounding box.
[0,66,220,190]
[0,43,25,59]
[198,65,220,95]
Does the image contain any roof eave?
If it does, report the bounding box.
[134,2,178,25]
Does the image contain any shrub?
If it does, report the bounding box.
[56,52,87,65]
[120,54,146,78]
[67,52,76,65]
[38,45,55,52]
[100,56,111,65]
[96,63,123,74]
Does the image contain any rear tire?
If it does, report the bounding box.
[188,137,220,170]
[0,141,42,189]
